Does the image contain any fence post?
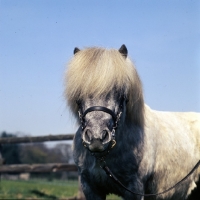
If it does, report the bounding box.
[0,145,4,165]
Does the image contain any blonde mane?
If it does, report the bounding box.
[65,47,144,126]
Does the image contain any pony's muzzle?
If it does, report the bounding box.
[82,128,112,152]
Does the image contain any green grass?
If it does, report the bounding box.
[0,179,120,199]
[0,179,77,199]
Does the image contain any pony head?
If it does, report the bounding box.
[65,45,144,152]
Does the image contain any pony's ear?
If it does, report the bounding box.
[119,44,128,58]
[74,47,80,55]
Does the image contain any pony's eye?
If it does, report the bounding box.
[76,99,81,106]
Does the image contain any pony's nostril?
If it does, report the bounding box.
[102,130,109,143]
[83,129,92,144]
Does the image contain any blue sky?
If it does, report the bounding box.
[0,0,200,136]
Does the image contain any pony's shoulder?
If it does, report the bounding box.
[144,104,200,132]
[144,104,200,119]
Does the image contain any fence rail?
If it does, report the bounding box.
[0,134,74,144]
[0,163,77,173]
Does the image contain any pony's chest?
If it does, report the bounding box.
[88,166,122,195]
[90,166,107,184]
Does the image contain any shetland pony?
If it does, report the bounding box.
[65,45,200,200]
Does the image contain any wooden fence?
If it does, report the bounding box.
[0,134,76,173]
[0,134,85,200]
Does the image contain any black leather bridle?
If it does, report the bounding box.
[76,97,126,153]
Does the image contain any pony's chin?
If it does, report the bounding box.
[88,144,105,152]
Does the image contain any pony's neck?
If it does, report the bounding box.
[114,116,144,152]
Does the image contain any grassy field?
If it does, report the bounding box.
[0,179,120,199]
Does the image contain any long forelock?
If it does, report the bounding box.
[65,47,144,126]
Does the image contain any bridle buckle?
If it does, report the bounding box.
[111,140,116,148]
